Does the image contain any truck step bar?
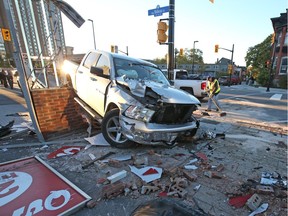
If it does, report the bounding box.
[74,97,102,123]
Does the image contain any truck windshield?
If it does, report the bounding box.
[114,58,170,85]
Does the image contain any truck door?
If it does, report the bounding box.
[76,52,98,103]
[87,54,111,116]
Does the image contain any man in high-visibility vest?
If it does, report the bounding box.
[205,76,221,111]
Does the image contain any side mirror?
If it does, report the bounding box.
[90,66,109,78]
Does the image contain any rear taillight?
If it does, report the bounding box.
[201,82,206,90]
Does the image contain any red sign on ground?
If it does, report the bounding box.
[47,146,84,159]
[0,156,90,215]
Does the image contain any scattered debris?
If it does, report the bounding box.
[107,170,127,184]
[101,181,126,199]
[260,172,287,187]
[129,166,162,183]
[228,194,253,208]
[248,203,269,216]
[82,152,115,169]
[246,193,262,211]
[194,184,201,191]
[47,146,84,159]
[141,185,160,194]
[84,133,110,146]
[0,120,14,137]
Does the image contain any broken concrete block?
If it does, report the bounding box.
[256,185,274,195]
[182,170,197,182]
[141,185,159,194]
[246,193,262,211]
[133,156,148,167]
[169,185,187,198]
[174,177,188,188]
[107,170,127,184]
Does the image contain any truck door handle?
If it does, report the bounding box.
[90,77,97,81]
[78,71,83,74]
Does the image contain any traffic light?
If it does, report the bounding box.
[265,60,270,68]
[179,48,184,56]
[111,45,115,53]
[228,64,233,74]
[214,44,219,53]
[157,21,168,43]
[1,28,11,41]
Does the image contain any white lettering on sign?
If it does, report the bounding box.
[12,190,71,216]
[56,147,81,157]
[0,172,32,207]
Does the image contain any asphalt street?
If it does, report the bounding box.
[0,83,287,216]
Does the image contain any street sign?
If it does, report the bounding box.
[0,156,91,215]
[148,5,169,17]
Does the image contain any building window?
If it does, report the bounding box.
[279,56,287,74]
[284,31,288,46]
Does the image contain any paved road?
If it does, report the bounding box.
[0,85,287,216]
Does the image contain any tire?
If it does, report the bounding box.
[101,109,134,148]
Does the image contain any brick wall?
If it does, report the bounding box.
[31,87,88,140]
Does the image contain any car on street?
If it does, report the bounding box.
[218,75,241,85]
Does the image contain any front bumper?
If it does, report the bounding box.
[119,115,199,145]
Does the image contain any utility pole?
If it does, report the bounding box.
[229,44,234,87]
[192,40,199,73]
[88,19,96,50]
[167,0,175,80]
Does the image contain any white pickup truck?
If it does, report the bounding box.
[63,50,201,148]
[162,69,207,99]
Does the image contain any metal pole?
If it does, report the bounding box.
[228,44,234,87]
[167,0,175,80]
[88,19,96,50]
[3,0,44,142]
[192,40,198,73]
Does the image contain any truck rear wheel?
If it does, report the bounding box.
[101,109,134,148]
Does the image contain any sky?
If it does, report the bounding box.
[62,0,287,67]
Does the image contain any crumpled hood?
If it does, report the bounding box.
[116,78,200,104]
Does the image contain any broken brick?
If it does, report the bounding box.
[173,177,188,188]
[108,159,122,168]
[182,170,198,182]
[216,164,224,172]
[101,181,125,199]
[97,178,107,184]
[141,185,159,194]
[256,185,274,195]
[86,200,98,209]
[204,171,223,179]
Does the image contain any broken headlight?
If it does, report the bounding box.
[124,105,155,122]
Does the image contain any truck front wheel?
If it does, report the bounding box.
[102,109,134,148]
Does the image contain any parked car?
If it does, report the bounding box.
[218,75,241,85]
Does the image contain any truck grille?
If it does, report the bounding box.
[151,104,195,124]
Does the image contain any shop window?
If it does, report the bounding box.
[279,57,287,74]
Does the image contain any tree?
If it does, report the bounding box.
[153,48,204,69]
[245,34,273,86]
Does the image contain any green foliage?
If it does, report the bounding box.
[245,34,273,86]
[153,48,204,67]
[257,68,270,87]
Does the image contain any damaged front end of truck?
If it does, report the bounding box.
[115,76,200,147]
